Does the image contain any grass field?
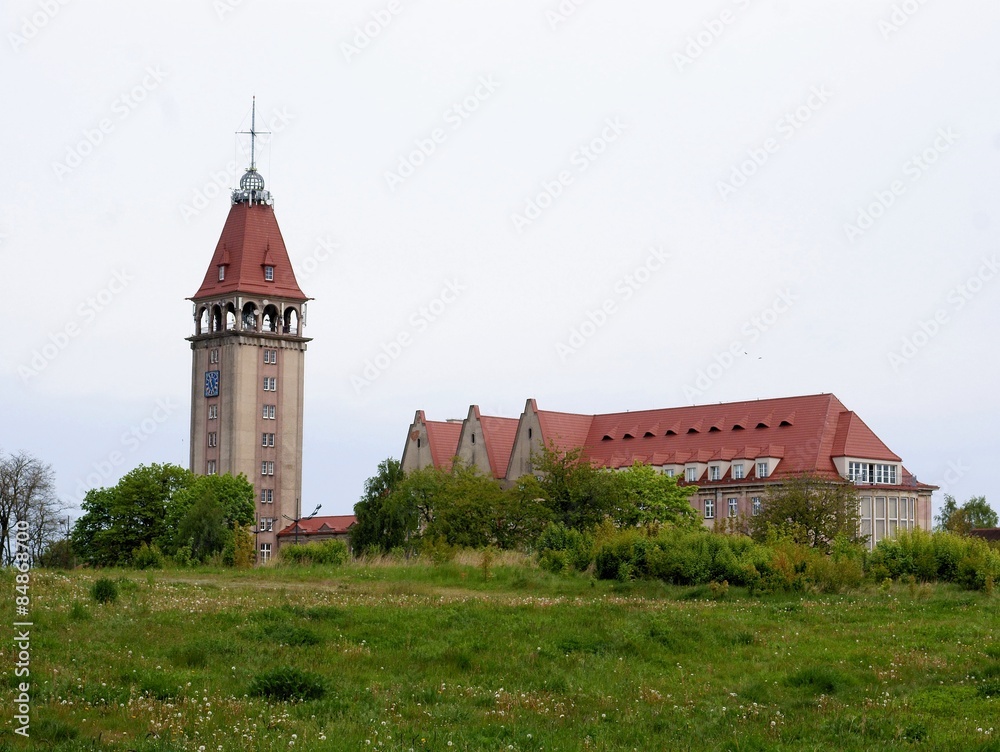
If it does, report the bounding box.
[2,558,999,751]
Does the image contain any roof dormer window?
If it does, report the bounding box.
[218,266,226,281]
[264,265,274,281]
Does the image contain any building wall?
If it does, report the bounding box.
[400,417,431,474]
[455,409,491,478]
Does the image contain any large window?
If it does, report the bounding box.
[849,462,898,484]
[259,543,271,563]
[704,498,715,519]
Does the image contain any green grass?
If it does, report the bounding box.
[2,563,999,750]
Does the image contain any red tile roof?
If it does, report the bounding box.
[478,412,519,479]
[830,411,901,461]
[424,418,463,470]
[277,514,356,537]
[192,202,307,301]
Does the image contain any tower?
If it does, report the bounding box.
[187,101,311,563]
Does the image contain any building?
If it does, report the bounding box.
[187,105,311,564]
[400,393,936,549]
[276,515,357,548]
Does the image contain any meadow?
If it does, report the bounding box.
[2,556,999,751]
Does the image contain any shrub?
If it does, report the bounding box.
[249,667,326,702]
[280,540,349,566]
[131,542,165,570]
[420,536,457,565]
[91,577,118,605]
[537,523,593,572]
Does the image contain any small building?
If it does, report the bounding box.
[276,515,357,548]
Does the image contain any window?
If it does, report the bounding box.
[471,433,475,445]
[732,463,744,480]
[210,348,219,364]
[263,349,277,364]
[260,489,273,504]
[260,518,274,533]
[208,404,218,420]
[751,497,761,516]
[207,460,216,475]
[261,461,274,476]
[528,428,533,440]
[263,377,276,391]
[685,467,698,482]
[264,266,274,281]
[849,462,898,485]
[261,433,275,447]
[218,266,225,281]
[728,498,738,517]
[704,498,715,519]
[263,404,276,420]
[208,432,217,448]
[709,465,720,481]
[664,468,675,478]
[756,461,769,478]
[259,543,271,563]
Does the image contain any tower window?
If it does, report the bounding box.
[471,433,475,445]
[263,377,277,391]
[260,518,274,533]
[261,461,274,476]
[207,460,217,475]
[208,405,218,420]
[210,349,219,364]
[218,266,225,281]
[260,488,273,504]
[262,433,275,447]
[208,432,217,448]
[264,266,274,281]
[263,349,277,364]
[263,404,276,420]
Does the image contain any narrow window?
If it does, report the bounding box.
[757,461,769,478]
[264,266,274,281]
[704,499,715,519]
[218,266,225,281]
[709,465,720,481]
[207,460,216,475]
[751,497,761,516]
[728,498,738,517]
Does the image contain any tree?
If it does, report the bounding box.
[0,450,66,566]
[72,464,192,566]
[351,458,407,553]
[936,494,998,535]
[530,443,618,531]
[161,473,255,558]
[611,461,700,529]
[749,474,864,551]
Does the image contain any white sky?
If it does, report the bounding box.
[3,0,998,519]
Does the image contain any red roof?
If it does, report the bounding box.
[277,515,356,538]
[830,411,901,461]
[477,411,519,480]
[424,417,462,470]
[192,202,307,301]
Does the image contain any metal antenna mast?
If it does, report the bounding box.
[233,97,273,206]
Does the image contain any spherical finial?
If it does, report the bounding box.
[240,169,265,192]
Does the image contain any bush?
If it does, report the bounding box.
[131,542,165,570]
[91,577,119,605]
[537,523,594,572]
[280,540,349,566]
[869,529,1000,590]
[249,667,326,702]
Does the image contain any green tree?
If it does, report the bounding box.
[936,494,998,535]
[351,458,408,553]
[161,473,255,557]
[72,464,192,567]
[612,461,700,529]
[749,474,864,551]
[530,443,618,531]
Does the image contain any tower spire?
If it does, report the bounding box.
[233,96,273,206]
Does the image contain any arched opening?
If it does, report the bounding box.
[211,305,223,333]
[262,304,279,333]
[225,303,237,331]
[283,307,299,335]
[197,307,209,335]
[242,302,258,331]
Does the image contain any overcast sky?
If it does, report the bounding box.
[3,0,998,519]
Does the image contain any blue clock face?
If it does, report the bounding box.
[204,370,220,398]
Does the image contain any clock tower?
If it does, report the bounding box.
[187,104,311,563]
